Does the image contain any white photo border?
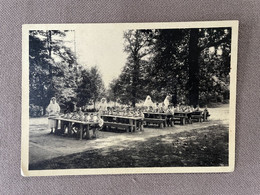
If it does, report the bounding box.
[21,20,239,176]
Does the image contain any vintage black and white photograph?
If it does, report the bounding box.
[21,21,238,176]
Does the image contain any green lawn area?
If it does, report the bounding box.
[29,124,228,170]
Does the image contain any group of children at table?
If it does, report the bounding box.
[97,96,204,117]
[60,109,103,139]
[98,104,200,117]
[47,96,209,137]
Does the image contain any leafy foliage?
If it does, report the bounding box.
[109,28,231,107]
[29,30,105,115]
[76,66,105,108]
[30,27,232,116]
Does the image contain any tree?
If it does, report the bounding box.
[107,28,232,107]
[198,29,231,104]
[149,29,189,104]
[107,66,132,105]
[29,30,77,114]
[123,30,155,107]
[187,29,200,107]
[89,66,106,108]
[187,28,231,106]
[76,66,105,108]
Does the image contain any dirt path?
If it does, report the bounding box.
[30,124,228,169]
[29,104,229,164]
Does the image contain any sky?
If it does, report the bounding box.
[57,28,224,90]
[63,28,128,88]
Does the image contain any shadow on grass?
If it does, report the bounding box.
[29,125,228,170]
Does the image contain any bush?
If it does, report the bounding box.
[29,104,44,117]
[217,95,224,102]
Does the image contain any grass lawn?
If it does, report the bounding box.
[29,124,228,170]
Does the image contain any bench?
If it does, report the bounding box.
[191,111,203,122]
[103,122,134,132]
[173,116,187,125]
[144,118,166,128]
[166,116,174,127]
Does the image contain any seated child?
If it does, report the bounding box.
[84,113,91,121]
[175,104,180,112]
[195,104,200,111]
[111,107,117,115]
[185,106,191,112]
[121,109,126,116]
[138,108,145,118]
[180,105,187,112]
[160,103,167,113]
[107,107,112,115]
[166,105,173,114]
[148,106,154,112]
[170,106,175,114]
[132,108,137,117]
[124,107,130,116]
[89,113,94,122]
[78,107,83,114]
[77,108,84,120]
[154,103,160,113]
[86,113,103,139]
[129,108,134,116]
[71,112,82,134]
[93,113,98,122]
[119,106,125,115]
[98,107,107,116]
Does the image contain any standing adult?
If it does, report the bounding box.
[143,95,154,108]
[163,95,171,108]
[46,97,60,134]
[99,98,108,115]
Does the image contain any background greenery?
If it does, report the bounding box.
[29,28,231,116]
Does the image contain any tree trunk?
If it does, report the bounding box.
[172,86,178,106]
[131,55,139,107]
[43,105,47,116]
[47,30,54,96]
[187,29,200,107]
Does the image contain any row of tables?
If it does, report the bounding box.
[49,110,206,140]
[143,111,198,127]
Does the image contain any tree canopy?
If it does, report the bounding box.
[29,27,231,116]
[109,28,231,107]
[29,30,105,115]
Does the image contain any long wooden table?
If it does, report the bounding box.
[173,111,193,125]
[143,112,174,128]
[143,111,202,126]
[48,117,99,140]
[101,115,143,132]
[191,110,204,122]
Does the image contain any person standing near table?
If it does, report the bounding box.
[163,95,171,108]
[143,95,154,108]
[46,97,60,134]
[99,97,107,115]
[203,105,210,121]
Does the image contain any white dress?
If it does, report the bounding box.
[46,101,60,129]
[163,95,170,108]
[99,101,107,115]
[143,96,154,108]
